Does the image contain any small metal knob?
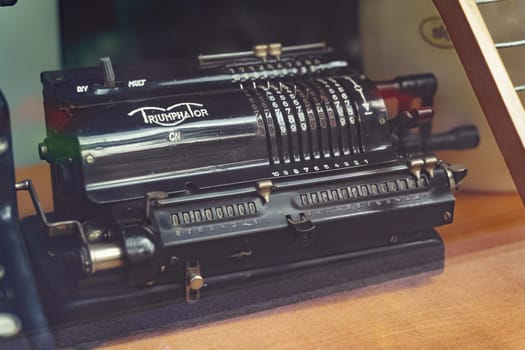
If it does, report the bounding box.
[253,44,268,59]
[268,43,282,57]
[188,273,204,290]
[38,142,48,160]
[185,261,204,302]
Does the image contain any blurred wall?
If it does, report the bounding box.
[360,0,519,192]
[0,0,60,166]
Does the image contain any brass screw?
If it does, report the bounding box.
[379,117,387,125]
[85,154,95,164]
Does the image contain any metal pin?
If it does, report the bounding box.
[239,83,244,90]
[281,42,327,53]
[515,85,525,92]
[198,49,253,63]
[495,39,525,49]
[476,0,506,3]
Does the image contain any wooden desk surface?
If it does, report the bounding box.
[15,165,525,349]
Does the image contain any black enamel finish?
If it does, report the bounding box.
[41,53,394,211]
[19,49,461,325]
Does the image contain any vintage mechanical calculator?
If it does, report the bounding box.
[2,43,478,330]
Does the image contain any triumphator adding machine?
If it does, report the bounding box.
[12,43,478,323]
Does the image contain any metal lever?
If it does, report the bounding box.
[100,57,116,88]
[144,191,168,224]
[444,164,468,192]
[287,214,316,242]
[16,179,131,276]
[389,107,434,135]
[397,125,480,154]
[287,214,316,233]
[15,179,87,244]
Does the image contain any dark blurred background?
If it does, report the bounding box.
[59,0,361,69]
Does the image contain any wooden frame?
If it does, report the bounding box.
[433,0,525,203]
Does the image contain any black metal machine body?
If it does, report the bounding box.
[11,43,477,325]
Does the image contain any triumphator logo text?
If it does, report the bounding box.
[127,102,209,126]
